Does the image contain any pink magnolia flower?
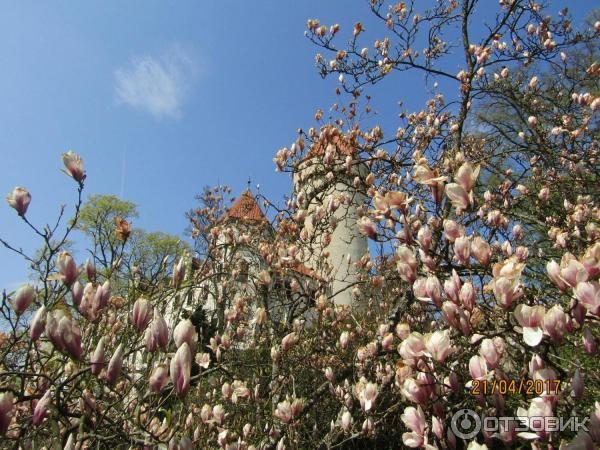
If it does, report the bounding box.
[173,319,198,353]
[13,284,35,315]
[32,390,51,426]
[575,281,600,315]
[471,237,491,266]
[90,337,106,376]
[132,297,152,332]
[149,363,169,393]
[358,382,378,412]
[454,236,471,265]
[444,269,462,303]
[546,260,567,290]
[424,330,453,363]
[516,397,553,440]
[275,400,293,423]
[172,257,186,287]
[62,151,85,182]
[282,332,299,351]
[459,282,475,311]
[469,355,489,381]
[85,258,95,281]
[147,308,169,351]
[106,344,124,385]
[396,245,418,283]
[443,220,464,242]
[358,217,377,240]
[341,410,353,431]
[29,305,46,341]
[401,406,426,447]
[398,332,425,365]
[57,251,78,287]
[561,258,587,288]
[479,338,503,369]
[46,311,83,359]
[0,392,14,435]
[6,187,31,216]
[445,183,469,212]
[456,162,480,192]
[514,304,546,346]
[401,378,428,405]
[542,305,566,342]
[170,342,192,395]
[71,281,83,307]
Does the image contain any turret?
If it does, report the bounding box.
[292,127,368,307]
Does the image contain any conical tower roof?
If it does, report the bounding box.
[224,190,268,223]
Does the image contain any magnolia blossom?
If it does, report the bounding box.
[106,344,124,385]
[471,237,491,265]
[469,355,489,380]
[0,392,14,435]
[62,151,85,182]
[32,391,52,426]
[90,337,106,376]
[401,378,428,405]
[424,330,452,362]
[173,319,198,353]
[132,297,152,332]
[516,397,554,440]
[29,305,47,341]
[575,281,600,315]
[57,251,78,286]
[172,257,186,287]
[358,382,378,412]
[445,183,469,212]
[514,304,546,346]
[46,311,83,359]
[281,332,299,351]
[396,245,418,283]
[13,284,35,315]
[6,187,31,216]
[170,342,192,395]
[275,400,293,423]
[149,363,169,393]
[401,406,426,448]
[542,305,566,342]
[358,217,377,239]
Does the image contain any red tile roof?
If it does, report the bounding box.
[225,191,268,223]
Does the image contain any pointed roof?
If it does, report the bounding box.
[225,190,268,223]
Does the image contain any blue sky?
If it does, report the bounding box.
[0,1,593,290]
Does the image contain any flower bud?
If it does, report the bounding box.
[62,151,85,182]
[6,187,31,216]
[13,284,36,315]
[173,319,197,353]
[132,297,152,332]
[57,251,78,286]
[149,363,169,393]
[106,344,124,385]
[90,337,106,376]
[32,390,51,426]
[29,305,47,341]
[170,342,192,395]
[71,281,83,307]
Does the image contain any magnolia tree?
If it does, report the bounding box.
[1,0,600,449]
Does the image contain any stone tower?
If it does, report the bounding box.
[292,128,368,307]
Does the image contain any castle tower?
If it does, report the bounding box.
[292,128,368,308]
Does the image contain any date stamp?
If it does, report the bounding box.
[470,379,561,396]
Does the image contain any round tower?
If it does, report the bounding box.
[292,127,368,308]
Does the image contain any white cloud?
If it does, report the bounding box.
[114,45,196,119]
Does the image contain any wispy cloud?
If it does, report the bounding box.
[114,45,197,119]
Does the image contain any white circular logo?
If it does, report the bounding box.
[450,409,481,440]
